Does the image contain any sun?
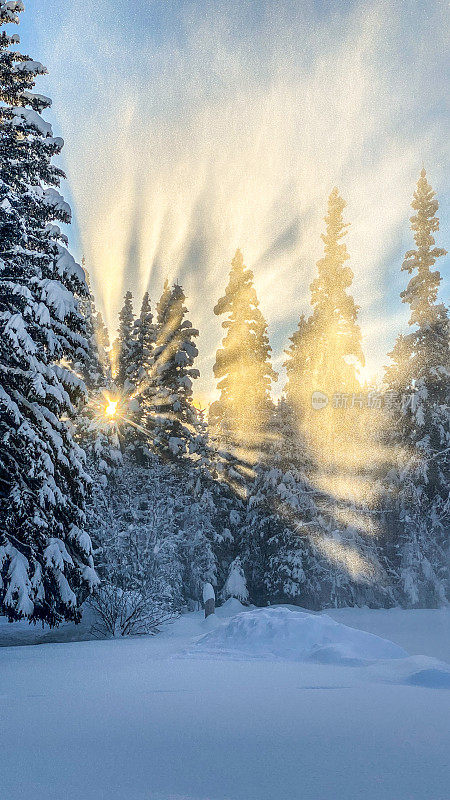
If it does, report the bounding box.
[104,399,119,419]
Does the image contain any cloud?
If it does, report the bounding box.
[38,0,448,400]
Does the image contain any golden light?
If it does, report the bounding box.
[104,399,119,419]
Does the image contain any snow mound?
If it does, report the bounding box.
[405,667,450,688]
[216,597,248,617]
[188,607,407,664]
[367,653,450,688]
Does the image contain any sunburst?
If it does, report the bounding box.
[104,399,119,418]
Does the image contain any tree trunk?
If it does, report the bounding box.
[204,597,215,618]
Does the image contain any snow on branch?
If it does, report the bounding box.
[22,90,51,110]
[0,1,24,24]
[13,58,47,75]
[55,244,87,286]
[0,544,34,619]
[40,279,79,322]
[43,189,71,219]
[4,312,36,354]
[12,106,53,137]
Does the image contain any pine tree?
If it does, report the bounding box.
[384,169,449,605]
[211,249,277,447]
[284,189,367,484]
[284,314,312,410]
[88,451,225,625]
[94,309,110,373]
[307,188,364,396]
[0,1,97,625]
[88,455,185,634]
[114,290,137,391]
[177,481,218,604]
[132,291,156,388]
[118,291,157,462]
[269,192,383,609]
[76,261,108,391]
[142,281,201,459]
[221,556,248,603]
[283,313,315,456]
[386,169,448,399]
[271,397,311,471]
[74,264,120,483]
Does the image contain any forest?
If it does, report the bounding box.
[0,0,449,637]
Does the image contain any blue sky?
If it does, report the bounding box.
[17,0,449,401]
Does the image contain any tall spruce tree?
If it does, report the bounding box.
[211,249,277,447]
[74,263,120,482]
[76,261,108,391]
[114,290,137,391]
[132,290,156,388]
[284,189,367,475]
[94,309,110,371]
[284,314,311,409]
[307,188,364,395]
[270,192,387,609]
[118,291,158,462]
[384,169,449,605]
[142,281,201,459]
[0,1,98,625]
[386,169,448,396]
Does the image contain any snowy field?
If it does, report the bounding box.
[1,602,449,800]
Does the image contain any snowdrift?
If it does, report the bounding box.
[367,653,450,688]
[188,606,408,664]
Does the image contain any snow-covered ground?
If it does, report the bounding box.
[1,602,449,800]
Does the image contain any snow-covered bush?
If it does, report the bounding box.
[221,557,249,603]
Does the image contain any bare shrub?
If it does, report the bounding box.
[90,583,177,638]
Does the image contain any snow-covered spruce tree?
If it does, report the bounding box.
[119,290,158,461]
[280,315,316,468]
[383,169,449,606]
[211,249,277,449]
[177,478,219,605]
[221,556,248,603]
[94,308,110,372]
[258,193,388,610]
[285,191,365,454]
[259,416,376,609]
[239,446,315,606]
[132,290,156,388]
[307,189,364,397]
[271,397,313,473]
[75,261,109,391]
[0,1,97,625]
[88,456,184,635]
[88,450,225,627]
[114,290,138,391]
[142,281,202,459]
[284,313,313,414]
[240,455,391,609]
[74,267,121,485]
[109,289,144,456]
